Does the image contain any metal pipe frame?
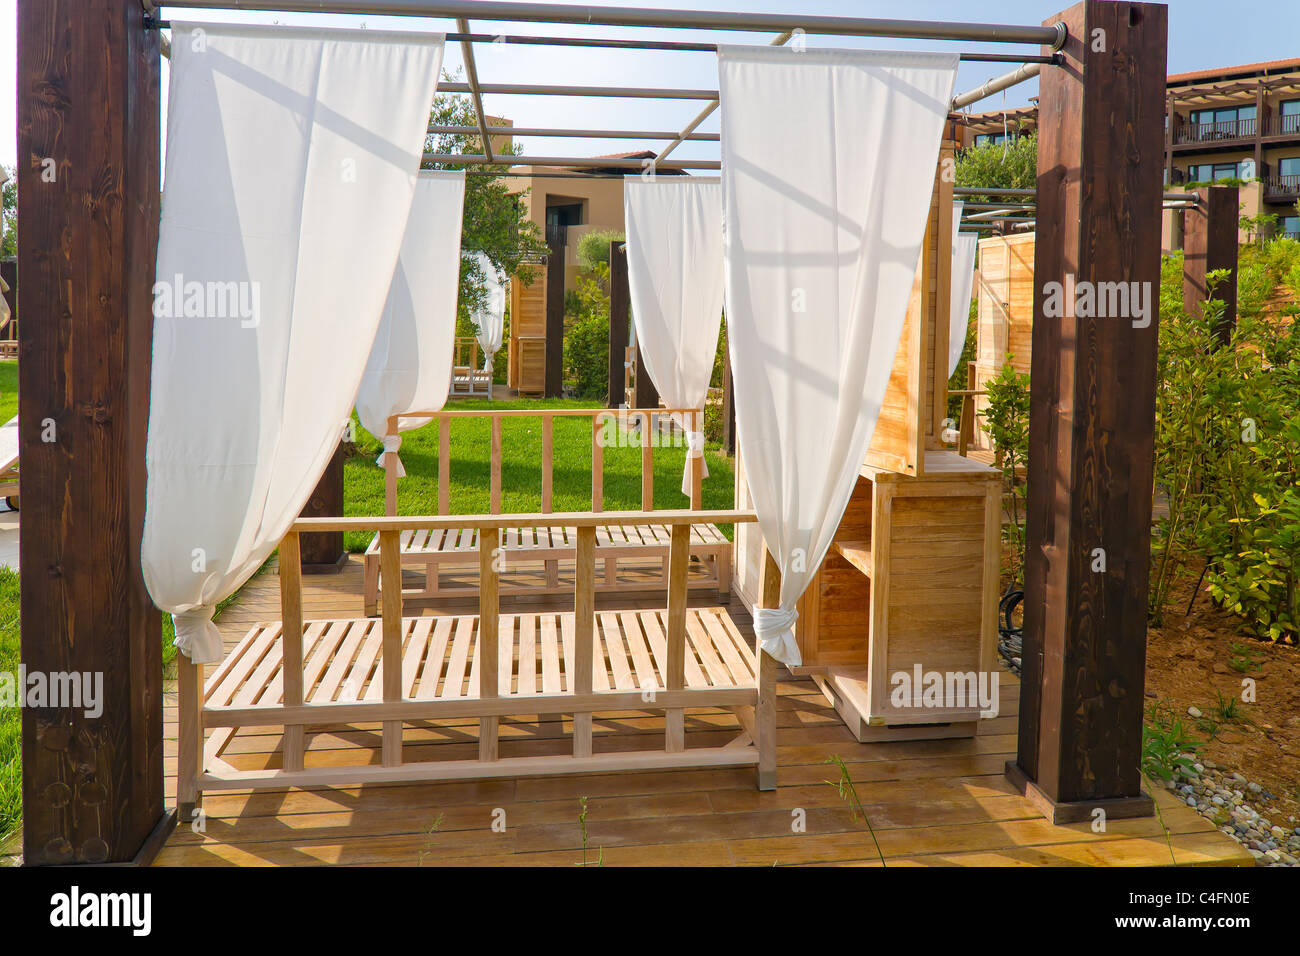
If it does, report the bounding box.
[456,18,494,162]
[429,124,719,141]
[153,2,1067,48]
[424,152,714,169]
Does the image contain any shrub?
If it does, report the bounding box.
[576,229,624,271]
[979,361,1030,586]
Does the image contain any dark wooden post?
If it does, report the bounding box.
[607,241,629,408]
[299,444,347,573]
[1009,0,1167,825]
[633,343,659,410]
[1182,185,1239,345]
[18,0,169,863]
[544,228,565,398]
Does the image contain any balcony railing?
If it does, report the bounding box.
[1173,117,1257,145]
[1266,174,1300,199]
[1263,115,1300,138]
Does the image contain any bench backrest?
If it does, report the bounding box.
[382,407,706,518]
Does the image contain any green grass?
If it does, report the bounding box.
[0,567,19,847]
[344,398,737,553]
[0,360,15,423]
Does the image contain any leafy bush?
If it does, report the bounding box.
[954,132,1037,197]
[576,229,624,271]
[563,262,611,400]
[1151,247,1300,643]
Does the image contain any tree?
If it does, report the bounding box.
[422,72,549,336]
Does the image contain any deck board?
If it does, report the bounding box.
[158,555,1252,867]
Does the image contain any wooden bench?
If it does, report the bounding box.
[175,509,775,820]
[363,407,729,614]
[448,336,493,398]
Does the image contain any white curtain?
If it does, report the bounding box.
[718,46,958,666]
[949,203,979,378]
[469,251,507,375]
[142,23,444,663]
[624,176,725,496]
[355,170,466,476]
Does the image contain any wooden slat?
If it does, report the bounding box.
[479,526,501,762]
[414,618,454,699]
[279,533,305,772]
[379,530,403,767]
[665,523,689,752]
[591,417,603,512]
[690,409,704,511]
[641,411,654,511]
[573,526,596,756]
[490,415,502,514]
[441,617,476,699]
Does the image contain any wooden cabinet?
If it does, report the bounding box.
[796,451,1001,740]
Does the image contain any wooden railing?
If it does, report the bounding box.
[176,509,770,806]
[1266,174,1300,198]
[383,406,708,517]
[1174,117,1257,145]
[1264,114,1300,137]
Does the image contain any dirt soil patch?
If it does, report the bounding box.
[1146,576,1300,827]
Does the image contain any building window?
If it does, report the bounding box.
[974,132,1017,148]
[1189,104,1256,138]
[1281,100,1300,134]
[1280,157,1300,177]
[1282,216,1300,239]
[1186,160,1249,183]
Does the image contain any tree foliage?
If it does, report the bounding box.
[954,132,1037,201]
[422,72,549,336]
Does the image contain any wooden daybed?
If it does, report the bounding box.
[362,406,730,614]
[176,509,775,818]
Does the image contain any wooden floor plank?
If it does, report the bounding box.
[159,556,1251,868]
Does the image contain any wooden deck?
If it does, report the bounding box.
[158,556,1253,867]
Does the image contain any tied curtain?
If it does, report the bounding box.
[949,203,979,377]
[718,46,958,666]
[142,23,445,664]
[355,170,467,476]
[469,251,507,376]
[623,176,725,496]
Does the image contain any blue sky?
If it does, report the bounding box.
[2,0,1300,169]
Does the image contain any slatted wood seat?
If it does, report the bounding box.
[363,520,731,610]
[175,510,776,808]
[363,407,728,614]
[206,606,756,715]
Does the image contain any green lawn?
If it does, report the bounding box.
[345,398,737,552]
[0,360,15,423]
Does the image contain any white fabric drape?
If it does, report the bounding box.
[624,176,725,496]
[355,170,466,477]
[949,203,979,378]
[718,46,958,666]
[469,251,507,375]
[142,23,444,663]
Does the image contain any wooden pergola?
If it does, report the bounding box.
[16,0,1169,864]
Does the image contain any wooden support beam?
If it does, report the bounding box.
[544,231,565,398]
[1011,0,1166,825]
[633,341,659,410]
[755,550,780,791]
[608,241,629,408]
[1181,185,1239,345]
[17,0,165,864]
[299,442,347,573]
